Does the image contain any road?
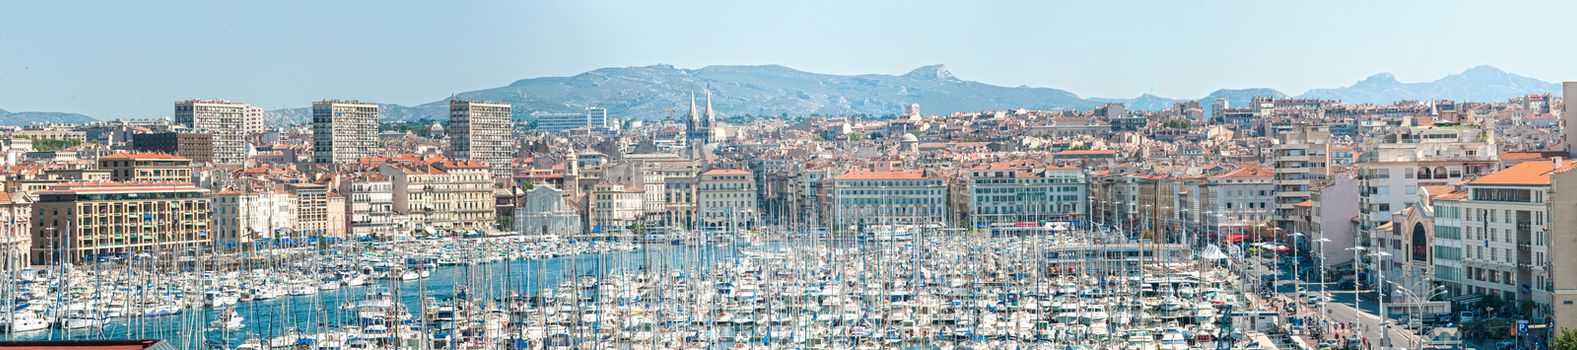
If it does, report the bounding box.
[1245,254,1425,348]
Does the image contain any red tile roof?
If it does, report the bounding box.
[1468,160,1577,186]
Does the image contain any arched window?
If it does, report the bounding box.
[1412,222,1429,262]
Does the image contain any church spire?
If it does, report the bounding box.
[688,91,699,122]
[704,89,715,125]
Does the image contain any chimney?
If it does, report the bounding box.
[1557,157,1565,169]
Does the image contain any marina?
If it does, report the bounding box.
[0,225,1289,349]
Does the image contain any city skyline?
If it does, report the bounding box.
[2,0,1574,118]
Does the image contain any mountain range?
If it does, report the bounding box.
[1,64,1563,126]
[0,108,97,126]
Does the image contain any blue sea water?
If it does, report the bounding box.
[7,241,741,348]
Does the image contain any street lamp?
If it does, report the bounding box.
[1345,246,1368,319]
[1291,232,1305,297]
[1316,237,1333,320]
[1371,251,1394,348]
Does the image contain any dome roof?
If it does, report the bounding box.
[900,133,919,142]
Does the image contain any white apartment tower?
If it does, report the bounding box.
[448,99,514,181]
[244,104,265,135]
[312,100,380,164]
[1272,125,1332,230]
[174,99,252,165]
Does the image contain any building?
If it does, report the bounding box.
[341,175,396,238]
[30,182,209,264]
[211,190,293,245]
[1565,82,1576,155]
[964,161,1088,228]
[0,192,30,272]
[697,169,757,230]
[513,185,581,237]
[174,99,251,165]
[1272,125,1331,230]
[1199,164,1276,238]
[131,131,214,163]
[286,183,332,236]
[1358,124,1498,284]
[98,153,193,183]
[1310,173,1360,267]
[588,182,643,234]
[244,104,264,135]
[824,169,947,230]
[312,100,379,164]
[448,99,514,181]
[377,157,496,231]
[536,108,609,132]
[1451,159,1572,319]
[1548,158,1577,337]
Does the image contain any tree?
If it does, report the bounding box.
[1555,328,1577,350]
[1068,144,1091,151]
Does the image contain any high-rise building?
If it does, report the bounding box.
[244,104,265,135]
[30,182,210,265]
[312,100,379,164]
[448,99,513,180]
[1272,125,1332,230]
[174,99,251,165]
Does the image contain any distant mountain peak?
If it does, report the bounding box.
[1298,65,1556,104]
[1358,72,1400,85]
[903,64,957,81]
[1460,65,1506,76]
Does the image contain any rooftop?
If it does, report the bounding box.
[1467,159,1577,186]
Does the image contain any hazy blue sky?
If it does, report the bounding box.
[1,0,1572,118]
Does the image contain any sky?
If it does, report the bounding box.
[1,0,1573,118]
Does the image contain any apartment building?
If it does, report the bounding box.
[448,99,514,181]
[341,175,396,238]
[0,192,29,272]
[964,161,1087,228]
[1272,125,1331,230]
[588,182,643,234]
[697,169,757,230]
[98,152,193,183]
[174,99,251,165]
[30,182,210,264]
[824,169,947,230]
[312,100,379,164]
[1358,124,1497,282]
[287,183,332,236]
[211,190,294,245]
[377,158,495,231]
[1451,159,1571,319]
